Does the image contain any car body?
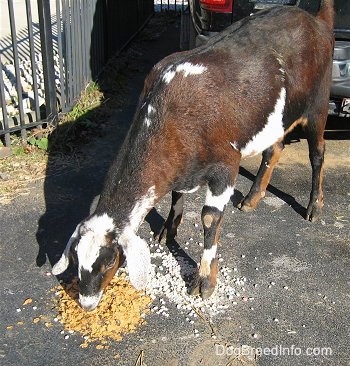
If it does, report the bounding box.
[180,0,350,116]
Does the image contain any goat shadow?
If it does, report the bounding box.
[145,208,198,290]
[35,13,182,276]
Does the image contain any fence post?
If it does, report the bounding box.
[37,0,58,126]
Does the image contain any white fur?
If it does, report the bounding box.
[205,185,234,211]
[199,245,217,277]
[79,292,103,311]
[144,117,151,127]
[144,104,156,127]
[162,67,176,84]
[178,185,200,194]
[175,62,207,77]
[77,213,115,273]
[128,186,156,231]
[240,87,286,157]
[148,104,156,115]
[173,196,183,219]
[162,62,207,84]
[230,142,239,151]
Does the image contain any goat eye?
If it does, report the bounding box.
[105,258,117,270]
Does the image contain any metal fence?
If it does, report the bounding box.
[0,0,156,147]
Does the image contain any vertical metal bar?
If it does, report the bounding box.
[62,0,73,110]
[81,0,86,83]
[84,0,91,81]
[74,0,82,92]
[56,0,66,111]
[8,0,26,139]
[72,0,78,99]
[25,0,41,122]
[37,0,58,125]
[0,56,11,146]
[84,0,91,82]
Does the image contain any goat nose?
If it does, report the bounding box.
[79,293,102,311]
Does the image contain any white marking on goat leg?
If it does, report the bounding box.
[240,87,286,157]
[76,213,116,273]
[205,185,234,212]
[199,245,217,277]
[173,196,183,219]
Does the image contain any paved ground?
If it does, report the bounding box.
[1,14,350,366]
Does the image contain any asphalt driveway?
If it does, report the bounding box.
[1,14,349,366]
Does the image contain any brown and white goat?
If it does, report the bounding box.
[52,1,334,310]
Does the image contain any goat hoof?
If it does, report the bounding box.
[188,276,215,299]
[306,206,322,222]
[238,200,255,212]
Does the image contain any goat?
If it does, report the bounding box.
[52,0,334,310]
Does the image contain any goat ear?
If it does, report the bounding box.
[120,233,151,290]
[89,195,100,215]
[52,224,80,276]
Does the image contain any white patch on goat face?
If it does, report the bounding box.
[199,245,217,277]
[205,185,234,212]
[79,292,103,311]
[240,87,286,157]
[76,213,115,273]
[162,62,207,84]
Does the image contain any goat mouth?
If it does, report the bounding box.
[79,291,103,311]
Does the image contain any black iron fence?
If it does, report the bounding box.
[0,0,160,147]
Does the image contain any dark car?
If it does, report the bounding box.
[180,0,350,116]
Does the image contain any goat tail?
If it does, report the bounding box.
[317,0,334,31]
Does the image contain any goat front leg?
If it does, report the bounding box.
[155,191,184,243]
[239,141,284,212]
[190,173,235,299]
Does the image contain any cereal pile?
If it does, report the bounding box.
[147,235,246,320]
[53,274,152,348]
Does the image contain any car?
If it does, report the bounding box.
[180,0,350,117]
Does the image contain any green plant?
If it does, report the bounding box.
[27,136,49,150]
